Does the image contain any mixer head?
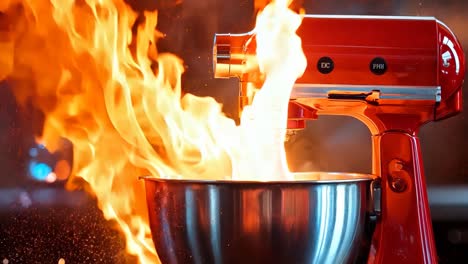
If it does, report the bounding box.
[213,15,465,134]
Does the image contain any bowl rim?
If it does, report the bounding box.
[139,171,376,184]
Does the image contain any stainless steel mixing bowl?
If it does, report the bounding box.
[142,172,376,264]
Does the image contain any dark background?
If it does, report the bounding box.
[0,0,467,263]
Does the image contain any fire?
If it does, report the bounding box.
[237,0,306,181]
[0,0,306,263]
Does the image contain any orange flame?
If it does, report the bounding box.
[0,0,306,262]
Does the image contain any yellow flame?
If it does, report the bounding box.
[0,0,306,262]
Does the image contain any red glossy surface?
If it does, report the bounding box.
[435,21,465,119]
[295,16,438,86]
[369,132,437,264]
[287,101,317,129]
[239,16,440,86]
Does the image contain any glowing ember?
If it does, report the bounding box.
[0,0,306,262]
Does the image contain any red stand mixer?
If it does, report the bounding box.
[212,15,465,263]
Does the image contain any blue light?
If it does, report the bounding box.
[29,161,53,181]
[29,147,38,157]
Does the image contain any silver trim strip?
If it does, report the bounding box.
[291,84,441,102]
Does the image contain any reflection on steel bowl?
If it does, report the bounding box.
[142,172,376,264]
